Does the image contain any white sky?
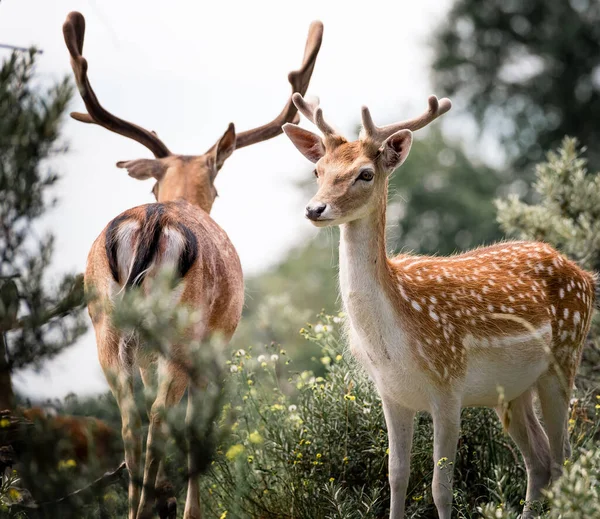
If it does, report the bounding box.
[1,0,454,399]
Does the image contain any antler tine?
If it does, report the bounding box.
[361,95,452,143]
[291,93,336,137]
[234,21,324,150]
[63,12,171,158]
[292,92,320,123]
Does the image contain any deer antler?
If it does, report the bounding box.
[234,21,324,149]
[360,95,452,144]
[63,12,172,158]
[291,93,337,137]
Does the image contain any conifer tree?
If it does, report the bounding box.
[0,50,85,410]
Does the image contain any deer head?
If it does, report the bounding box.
[63,11,323,213]
[283,94,451,226]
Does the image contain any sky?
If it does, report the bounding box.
[1,0,453,399]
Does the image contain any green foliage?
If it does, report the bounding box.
[496,138,600,385]
[478,444,600,519]
[387,128,503,255]
[546,446,600,517]
[433,0,600,170]
[0,49,84,409]
[497,138,600,271]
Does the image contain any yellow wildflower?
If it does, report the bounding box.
[225,444,244,461]
[249,431,263,444]
[58,459,77,470]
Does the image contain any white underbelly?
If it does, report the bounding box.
[461,325,553,407]
[349,319,554,411]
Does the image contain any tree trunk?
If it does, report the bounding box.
[0,333,14,411]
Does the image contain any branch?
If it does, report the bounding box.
[0,274,85,333]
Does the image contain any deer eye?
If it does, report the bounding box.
[358,169,374,181]
[313,169,319,178]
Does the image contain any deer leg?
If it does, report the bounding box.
[382,399,414,519]
[183,381,202,519]
[137,359,188,519]
[430,398,461,519]
[537,370,572,481]
[140,365,177,519]
[495,388,551,518]
[104,367,142,519]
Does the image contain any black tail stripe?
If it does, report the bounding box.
[105,214,132,284]
[126,204,165,288]
[176,223,198,279]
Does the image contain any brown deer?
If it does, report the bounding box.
[63,11,322,519]
[283,94,596,518]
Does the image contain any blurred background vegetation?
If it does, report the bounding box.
[1,0,600,517]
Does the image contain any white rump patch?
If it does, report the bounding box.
[115,220,141,284]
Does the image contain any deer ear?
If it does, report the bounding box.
[283,123,325,163]
[116,159,168,181]
[211,123,237,175]
[379,129,412,172]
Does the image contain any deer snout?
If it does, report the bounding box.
[306,202,327,221]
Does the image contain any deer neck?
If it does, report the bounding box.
[339,183,393,302]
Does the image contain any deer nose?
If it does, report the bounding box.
[306,202,327,220]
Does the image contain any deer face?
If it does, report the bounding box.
[305,142,381,226]
[284,94,450,226]
[285,124,413,227]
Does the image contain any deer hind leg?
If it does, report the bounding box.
[99,334,142,519]
[183,381,202,519]
[140,365,177,519]
[430,397,461,519]
[136,359,188,519]
[537,366,573,482]
[495,388,551,517]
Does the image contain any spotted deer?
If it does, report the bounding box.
[63,11,322,519]
[283,94,596,518]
